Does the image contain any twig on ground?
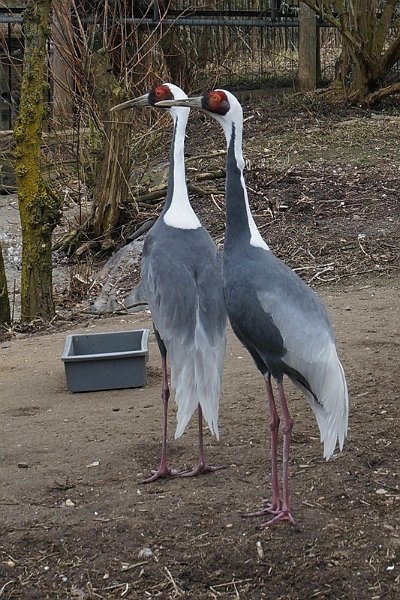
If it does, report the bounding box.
[0,580,15,598]
[164,566,184,597]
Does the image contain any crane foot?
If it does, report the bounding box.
[260,509,296,528]
[243,499,282,517]
[141,466,180,484]
[243,500,295,526]
[180,463,224,478]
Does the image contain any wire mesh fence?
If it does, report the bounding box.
[0,2,399,130]
[159,1,341,90]
[0,8,23,130]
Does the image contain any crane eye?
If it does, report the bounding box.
[155,88,164,97]
[203,90,230,115]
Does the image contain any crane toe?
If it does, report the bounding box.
[243,499,283,518]
[141,466,180,484]
[180,463,224,478]
[260,509,296,528]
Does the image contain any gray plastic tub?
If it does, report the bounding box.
[61,329,149,392]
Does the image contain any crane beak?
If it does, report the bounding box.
[110,94,149,112]
[155,97,202,109]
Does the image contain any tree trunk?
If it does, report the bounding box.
[51,0,74,124]
[298,2,318,90]
[88,51,133,245]
[302,0,400,106]
[351,57,371,102]
[14,0,62,322]
[0,243,11,326]
[91,112,133,243]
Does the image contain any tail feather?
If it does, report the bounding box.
[169,315,226,440]
[291,345,349,460]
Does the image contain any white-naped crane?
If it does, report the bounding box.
[157,90,349,525]
[111,84,227,482]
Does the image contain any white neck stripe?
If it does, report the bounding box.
[163,109,201,230]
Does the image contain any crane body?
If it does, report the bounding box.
[111,84,226,481]
[157,90,348,525]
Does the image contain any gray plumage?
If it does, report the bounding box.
[111,83,226,481]
[223,125,348,459]
[142,182,226,438]
[156,89,348,522]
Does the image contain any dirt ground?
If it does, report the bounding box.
[1,94,400,599]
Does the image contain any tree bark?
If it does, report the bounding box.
[14,0,62,322]
[88,51,134,245]
[51,0,74,123]
[298,2,318,90]
[0,243,11,326]
[91,111,133,243]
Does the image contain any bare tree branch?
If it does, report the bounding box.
[302,0,400,104]
[375,0,398,51]
[301,0,376,69]
[382,30,400,71]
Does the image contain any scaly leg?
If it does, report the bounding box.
[181,405,223,477]
[244,374,282,517]
[260,382,295,527]
[266,374,281,511]
[142,334,178,483]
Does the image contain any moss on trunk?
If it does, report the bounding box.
[0,243,11,326]
[14,0,62,322]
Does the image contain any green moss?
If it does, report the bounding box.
[14,0,57,322]
[13,125,25,142]
[16,164,29,177]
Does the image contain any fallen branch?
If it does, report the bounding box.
[132,168,225,207]
[188,183,221,195]
[0,184,17,194]
[185,149,226,163]
[164,567,184,597]
[191,169,225,180]
[365,81,400,106]
[133,186,166,205]
[0,126,90,148]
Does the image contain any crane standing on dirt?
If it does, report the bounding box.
[157,89,349,527]
[111,84,226,482]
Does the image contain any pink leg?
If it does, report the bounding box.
[181,406,223,477]
[244,374,281,517]
[266,374,281,511]
[260,382,295,527]
[142,354,178,483]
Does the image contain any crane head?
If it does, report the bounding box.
[155,89,231,116]
[156,89,243,143]
[110,83,186,112]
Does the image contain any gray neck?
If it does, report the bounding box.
[161,117,179,215]
[224,124,251,247]
[224,122,269,252]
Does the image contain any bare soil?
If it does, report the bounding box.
[1,94,399,599]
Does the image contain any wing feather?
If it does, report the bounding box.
[142,225,227,438]
[257,285,349,460]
